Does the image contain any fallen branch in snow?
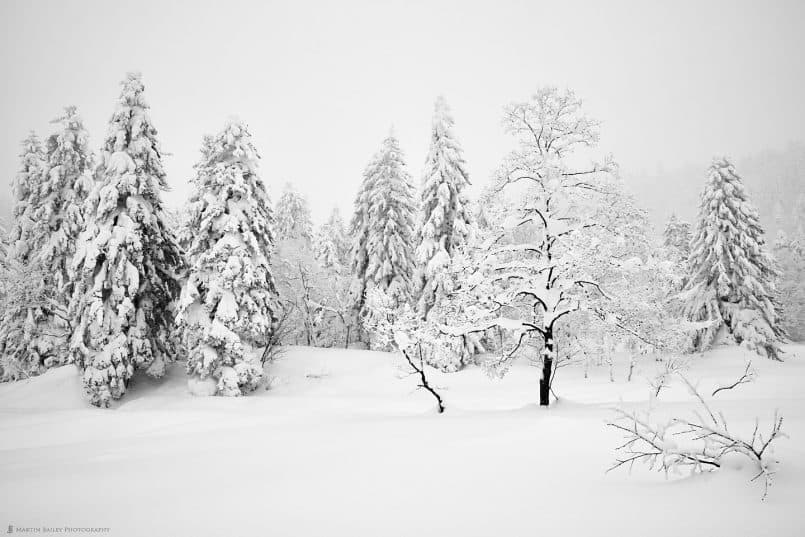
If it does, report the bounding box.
[711,361,755,397]
[607,370,786,500]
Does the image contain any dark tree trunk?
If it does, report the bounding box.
[539,329,553,407]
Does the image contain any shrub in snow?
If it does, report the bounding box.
[178,119,279,396]
[680,157,784,359]
[363,288,445,413]
[69,73,184,407]
[0,258,67,381]
[415,96,473,319]
[349,133,417,342]
[608,368,786,500]
[273,236,331,346]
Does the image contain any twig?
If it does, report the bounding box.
[712,361,755,397]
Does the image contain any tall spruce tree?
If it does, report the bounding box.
[0,133,52,379]
[663,213,692,259]
[681,157,783,359]
[773,230,805,341]
[315,207,350,271]
[69,73,184,406]
[178,120,279,396]
[7,132,46,262]
[274,183,313,242]
[350,133,417,326]
[39,107,94,290]
[415,96,472,319]
[36,107,95,350]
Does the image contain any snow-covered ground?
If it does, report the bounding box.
[1,344,804,536]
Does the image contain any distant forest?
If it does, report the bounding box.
[627,142,805,237]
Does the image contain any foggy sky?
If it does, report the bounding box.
[1,0,804,222]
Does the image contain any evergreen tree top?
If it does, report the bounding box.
[185,119,274,260]
[195,119,261,174]
[42,107,94,208]
[8,132,46,261]
[275,182,313,241]
[45,106,93,177]
[688,156,777,306]
[98,72,168,199]
[13,131,45,210]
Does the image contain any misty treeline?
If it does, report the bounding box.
[0,72,802,407]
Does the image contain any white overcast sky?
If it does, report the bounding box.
[1,0,803,222]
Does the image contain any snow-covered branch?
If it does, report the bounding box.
[608,369,787,500]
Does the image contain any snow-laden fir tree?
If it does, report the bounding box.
[0,133,51,380]
[314,207,350,272]
[272,185,324,345]
[415,96,472,319]
[349,133,417,330]
[6,132,46,262]
[310,207,355,347]
[1,113,94,380]
[274,182,313,242]
[39,107,94,287]
[69,73,185,406]
[774,227,805,341]
[178,120,279,396]
[681,157,784,359]
[663,213,692,260]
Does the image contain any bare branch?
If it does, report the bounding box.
[712,362,756,397]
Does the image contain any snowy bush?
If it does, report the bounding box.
[272,188,351,347]
[363,288,445,413]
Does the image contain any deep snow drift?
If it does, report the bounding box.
[1,345,804,536]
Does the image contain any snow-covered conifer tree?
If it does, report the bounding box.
[39,106,94,283]
[274,183,313,242]
[349,133,417,327]
[0,133,53,379]
[415,97,472,319]
[315,207,350,271]
[7,132,46,262]
[305,207,354,347]
[273,185,327,346]
[178,120,279,396]
[681,157,784,359]
[774,229,805,341]
[69,73,185,406]
[663,213,692,260]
